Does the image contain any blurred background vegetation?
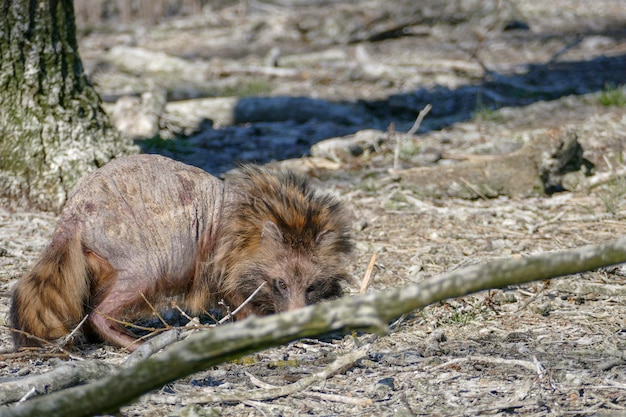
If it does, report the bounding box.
[74,0,212,28]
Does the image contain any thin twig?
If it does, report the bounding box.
[545,35,583,65]
[425,355,538,373]
[392,104,432,170]
[389,314,407,331]
[301,390,372,406]
[515,281,550,312]
[17,388,37,404]
[531,355,546,381]
[91,313,166,333]
[360,253,377,295]
[527,211,566,234]
[124,328,194,367]
[407,104,433,137]
[191,344,371,404]
[459,176,489,200]
[9,328,74,357]
[170,302,195,322]
[218,282,266,324]
[140,292,169,329]
[122,283,270,359]
[60,315,89,347]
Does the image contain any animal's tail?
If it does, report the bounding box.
[10,230,90,348]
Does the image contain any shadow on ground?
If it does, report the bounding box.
[138,53,626,174]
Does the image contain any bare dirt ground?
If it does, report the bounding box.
[1,1,626,416]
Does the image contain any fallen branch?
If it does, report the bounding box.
[189,344,371,404]
[584,167,626,190]
[397,128,587,198]
[3,235,626,417]
[0,361,120,406]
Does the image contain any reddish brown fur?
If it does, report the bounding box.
[9,155,352,351]
[211,166,353,318]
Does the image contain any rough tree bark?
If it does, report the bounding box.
[0,0,136,212]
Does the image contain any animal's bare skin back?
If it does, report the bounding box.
[10,155,228,350]
[66,154,225,299]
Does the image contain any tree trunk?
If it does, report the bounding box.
[0,0,137,212]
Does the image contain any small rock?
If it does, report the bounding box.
[310,129,384,163]
[580,35,616,51]
[534,302,552,316]
[111,89,166,139]
[428,330,447,343]
[377,377,396,390]
[354,218,368,231]
[424,330,447,356]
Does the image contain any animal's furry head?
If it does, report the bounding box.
[214,165,353,316]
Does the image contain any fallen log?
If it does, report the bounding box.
[395,128,590,199]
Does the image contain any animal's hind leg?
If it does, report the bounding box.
[84,251,142,350]
[88,289,144,351]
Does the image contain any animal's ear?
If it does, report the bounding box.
[316,228,353,254]
[261,221,283,244]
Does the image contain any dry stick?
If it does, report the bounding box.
[123,328,193,368]
[5,236,626,417]
[459,176,489,200]
[8,329,59,351]
[0,351,69,361]
[245,373,370,406]
[602,154,614,172]
[527,211,566,234]
[515,280,551,312]
[300,390,371,406]
[392,104,432,170]
[99,283,268,354]
[463,400,538,416]
[121,292,177,351]
[425,355,538,373]
[218,282,266,324]
[385,122,395,153]
[190,344,371,405]
[360,253,377,295]
[170,302,194,322]
[92,313,162,334]
[546,35,583,66]
[60,315,89,348]
[127,283,269,364]
[599,358,626,372]
[0,360,121,407]
[8,329,75,359]
[585,167,626,190]
[16,389,36,405]
[139,292,170,329]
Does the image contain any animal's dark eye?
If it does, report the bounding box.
[277,279,288,291]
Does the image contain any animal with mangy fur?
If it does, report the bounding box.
[10,154,352,351]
